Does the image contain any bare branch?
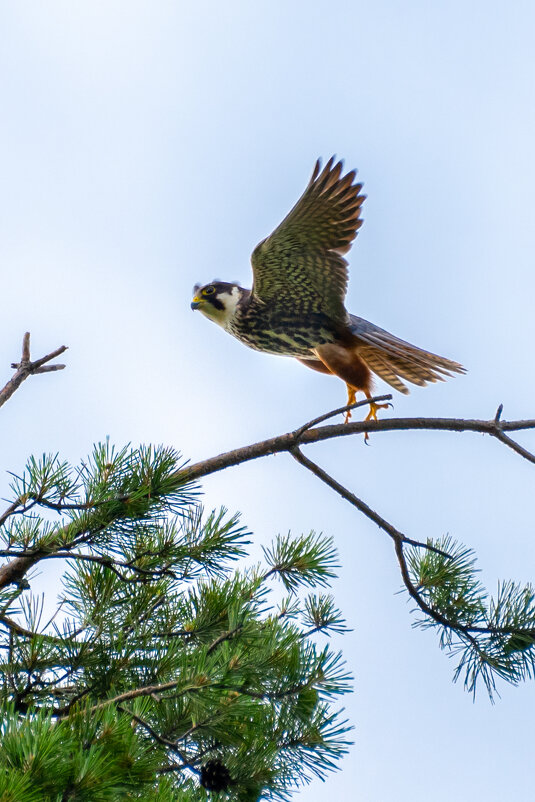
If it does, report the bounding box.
[289,446,451,558]
[1,403,535,594]
[21,332,30,363]
[178,412,535,485]
[23,344,68,371]
[290,446,528,644]
[490,428,535,465]
[1,332,67,410]
[33,365,67,374]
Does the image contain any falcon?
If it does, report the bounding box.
[191,157,464,424]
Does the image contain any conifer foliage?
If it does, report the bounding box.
[0,441,351,801]
[3,333,535,798]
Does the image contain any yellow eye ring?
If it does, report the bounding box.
[203,286,215,296]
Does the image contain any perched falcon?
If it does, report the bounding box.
[191,158,464,423]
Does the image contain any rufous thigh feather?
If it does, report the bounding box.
[313,343,372,394]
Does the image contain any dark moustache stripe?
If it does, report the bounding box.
[207,296,225,311]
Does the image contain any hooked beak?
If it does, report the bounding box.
[191,296,202,310]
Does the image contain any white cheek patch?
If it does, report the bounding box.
[218,287,242,330]
[222,286,242,316]
[201,286,242,329]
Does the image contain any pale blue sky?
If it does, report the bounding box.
[1,2,535,799]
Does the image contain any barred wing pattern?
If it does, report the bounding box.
[250,158,365,324]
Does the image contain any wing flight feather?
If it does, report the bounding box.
[250,158,365,322]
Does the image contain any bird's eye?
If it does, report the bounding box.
[203,286,215,296]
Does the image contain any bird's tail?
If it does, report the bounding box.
[349,315,465,394]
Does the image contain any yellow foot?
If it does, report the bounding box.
[363,400,390,442]
[343,387,390,437]
[364,401,390,423]
[344,387,357,423]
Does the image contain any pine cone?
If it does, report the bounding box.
[200,759,232,792]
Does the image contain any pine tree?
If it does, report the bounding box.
[3,334,535,799]
[0,436,353,801]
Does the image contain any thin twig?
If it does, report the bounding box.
[119,705,204,775]
[289,446,452,557]
[392,538,481,648]
[206,625,243,655]
[294,394,393,436]
[21,333,30,363]
[38,550,178,580]
[290,446,523,641]
[33,365,67,374]
[118,705,181,751]
[491,428,535,465]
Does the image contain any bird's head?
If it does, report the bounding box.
[191,281,247,328]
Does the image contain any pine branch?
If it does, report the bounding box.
[2,366,535,705]
[287,444,535,696]
[287,448,509,642]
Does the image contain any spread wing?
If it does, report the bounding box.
[250,157,365,323]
